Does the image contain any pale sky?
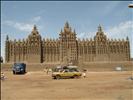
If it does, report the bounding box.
[1,1,133,61]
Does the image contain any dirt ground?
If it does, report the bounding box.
[1,71,133,100]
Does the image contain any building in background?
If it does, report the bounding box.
[5,22,130,64]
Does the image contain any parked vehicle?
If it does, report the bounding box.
[52,65,82,79]
[12,63,26,74]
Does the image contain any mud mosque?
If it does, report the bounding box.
[5,22,130,64]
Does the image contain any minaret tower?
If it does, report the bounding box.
[59,21,78,65]
[27,25,42,63]
[94,25,109,61]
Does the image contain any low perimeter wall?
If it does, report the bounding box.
[1,61,133,72]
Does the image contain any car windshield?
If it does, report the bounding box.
[13,63,25,68]
[69,68,79,72]
[63,70,69,72]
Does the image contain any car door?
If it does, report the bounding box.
[61,70,68,78]
[61,69,73,78]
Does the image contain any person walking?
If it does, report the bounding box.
[82,69,87,78]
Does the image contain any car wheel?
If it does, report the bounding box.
[53,77,56,79]
[56,75,61,80]
[22,71,25,74]
[74,75,79,79]
[13,71,15,74]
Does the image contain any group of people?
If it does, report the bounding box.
[43,67,52,75]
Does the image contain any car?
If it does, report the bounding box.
[52,66,82,79]
[12,63,26,74]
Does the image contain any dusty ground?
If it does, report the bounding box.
[1,71,133,100]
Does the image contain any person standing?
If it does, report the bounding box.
[82,69,87,78]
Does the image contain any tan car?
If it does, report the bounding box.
[52,68,82,79]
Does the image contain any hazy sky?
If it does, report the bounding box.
[1,1,133,60]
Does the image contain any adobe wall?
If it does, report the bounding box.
[1,61,132,72]
[79,61,133,71]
